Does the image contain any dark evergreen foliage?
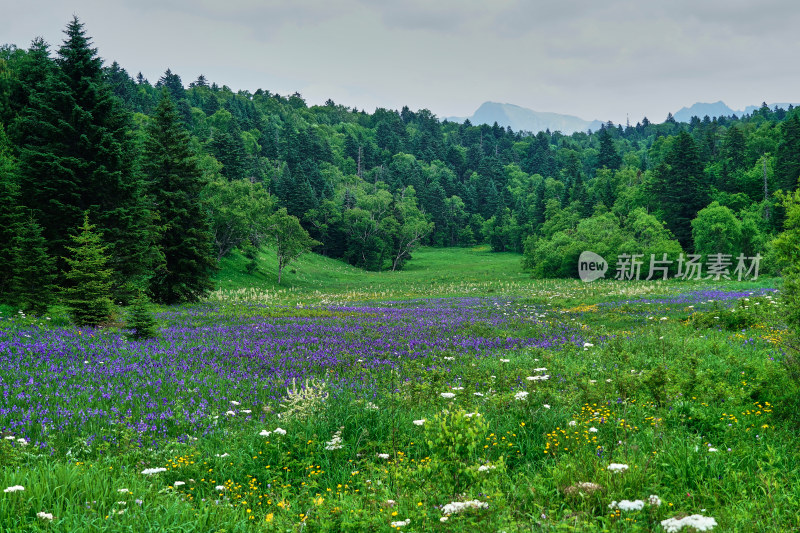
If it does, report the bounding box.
[141,90,216,304]
[10,215,57,315]
[12,17,153,300]
[126,291,159,340]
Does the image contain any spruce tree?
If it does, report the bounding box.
[127,291,159,340]
[10,215,56,315]
[775,114,800,192]
[0,124,21,296]
[62,213,114,327]
[142,90,216,304]
[13,17,154,300]
[653,132,709,250]
[597,127,621,170]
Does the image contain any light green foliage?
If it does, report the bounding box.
[524,209,683,278]
[691,201,743,258]
[266,208,320,284]
[62,213,115,327]
[774,189,800,338]
[390,186,433,270]
[202,177,275,260]
[421,409,491,497]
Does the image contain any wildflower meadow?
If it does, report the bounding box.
[1,247,798,531]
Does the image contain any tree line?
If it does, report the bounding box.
[2,18,800,319]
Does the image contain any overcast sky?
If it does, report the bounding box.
[3,0,799,124]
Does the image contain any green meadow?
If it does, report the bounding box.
[2,247,797,532]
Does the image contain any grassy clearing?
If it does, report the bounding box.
[1,248,797,532]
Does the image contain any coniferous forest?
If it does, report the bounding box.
[2,17,800,311]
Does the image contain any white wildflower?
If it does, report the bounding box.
[609,499,645,511]
[390,519,410,527]
[386,499,396,506]
[648,495,662,506]
[16,438,28,446]
[365,402,380,411]
[527,374,550,381]
[589,427,598,433]
[376,453,390,460]
[514,391,529,401]
[273,427,286,435]
[141,468,167,475]
[534,367,548,372]
[117,488,129,493]
[4,485,24,493]
[451,386,464,391]
[477,464,496,472]
[440,392,456,399]
[324,429,344,450]
[607,463,628,473]
[473,392,484,397]
[441,500,489,515]
[173,481,185,487]
[440,516,448,522]
[215,485,225,491]
[661,514,717,532]
[230,401,240,406]
[500,358,510,363]
[444,356,455,361]
[224,410,236,416]
[543,404,551,409]
[568,420,577,426]
[215,453,230,457]
[413,419,426,426]
[37,512,54,520]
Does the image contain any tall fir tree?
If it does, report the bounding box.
[10,215,56,315]
[653,132,709,250]
[0,123,21,296]
[12,17,154,300]
[597,127,621,170]
[142,90,216,304]
[775,114,800,192]
[62,213,115,327]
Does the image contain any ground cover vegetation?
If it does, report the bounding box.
[2,245,799,531]
[3,17,800,533]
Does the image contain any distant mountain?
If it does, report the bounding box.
[673,101,799,123]
[672,101,736,123]
[446,102,604,135]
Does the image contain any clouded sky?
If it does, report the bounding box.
[3,0,799,124]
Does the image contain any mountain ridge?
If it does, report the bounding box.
[445,101,604,135]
